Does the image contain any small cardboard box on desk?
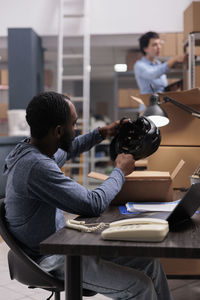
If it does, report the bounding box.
[88,160,184,205]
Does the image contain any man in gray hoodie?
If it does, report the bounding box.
[4,91,172,300]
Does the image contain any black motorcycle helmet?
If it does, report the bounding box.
[110,116,161,161]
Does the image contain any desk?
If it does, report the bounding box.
[40,206,200,300]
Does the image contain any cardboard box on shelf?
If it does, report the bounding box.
[159,33,177,57]
[159,32,184,57]
[0,103,8,119]
[184,65,200,90]
[176,32,184,56]
[140,88,200,146]
[1,69,8,86]
[195,46,200,56]
[96,102,108,116]
[148,146,200,188]
[118,88,141,108]
[126,51,142,71]
[88,161,184,205]
[185,45,200,56]
[44,69,53,88]
[184,1,200,41]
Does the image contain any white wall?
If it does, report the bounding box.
[0,0,193,37]
[90,0,193,34]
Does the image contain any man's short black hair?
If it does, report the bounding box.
[139,31,160,55]
[26,91,71,139]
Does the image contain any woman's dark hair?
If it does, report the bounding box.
[139,31,160,55]
[26,91,71,139]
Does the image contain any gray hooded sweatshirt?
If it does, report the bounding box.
[4,128,125,262]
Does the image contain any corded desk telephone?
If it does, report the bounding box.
[101,218,169,242]
[66,218,169,242]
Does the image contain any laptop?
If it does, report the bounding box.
[166,182,200,230]
[129,182,200,231]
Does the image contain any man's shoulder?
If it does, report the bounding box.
[134,57,148,69]
[19,149,53,170]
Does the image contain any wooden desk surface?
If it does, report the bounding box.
[40,205,200,259]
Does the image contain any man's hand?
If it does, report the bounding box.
[115,153,135,176]
[98,118,130,139]
[167,54,188,68]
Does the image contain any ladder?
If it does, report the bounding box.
[57,0,90,186]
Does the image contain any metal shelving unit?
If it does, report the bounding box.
[90,139,110,172]
[184,32,200,89]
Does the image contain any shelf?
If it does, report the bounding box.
[114,71,134,77]
[183,32,200,50]
[184,32,200,89]
[93,157,110,163]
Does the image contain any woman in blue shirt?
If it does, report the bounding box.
[134,31,185,94]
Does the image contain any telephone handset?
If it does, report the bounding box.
[66,218,169,242]
[101,218,169,242]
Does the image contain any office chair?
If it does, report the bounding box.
[0,199,97,300]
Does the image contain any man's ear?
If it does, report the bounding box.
[54,125,63,138]
[143,47,147,55]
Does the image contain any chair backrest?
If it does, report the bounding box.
[0,199,64,291]
[0,136,26,198]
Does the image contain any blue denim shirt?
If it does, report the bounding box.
[134,56,169,94]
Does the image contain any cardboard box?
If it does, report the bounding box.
[118,89,141,108]
[1,69,8,86]
[140,88,200,106]
[185,45,200,56]
[184,65,200,90]
[140,88,200,146]
[160,258,200,276]
[0,103,8,119]
[44,69,53,88]
[126,51,142,71]
[88,161,183,205]
[184,1,200,41]
[159,104,200,146]
[159,33,177,57]
[176,32,184,56]
[147,146,200,188]
[96,102,108,116]
[159,32,184,57]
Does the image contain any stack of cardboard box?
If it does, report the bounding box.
[159,32,184,57]
[184,1,200,89]
[184,1,200,41]
[141,88,200,278]
[140,88,200,189]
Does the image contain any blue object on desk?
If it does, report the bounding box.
[119,205,199,215]
[119,206,141,215]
